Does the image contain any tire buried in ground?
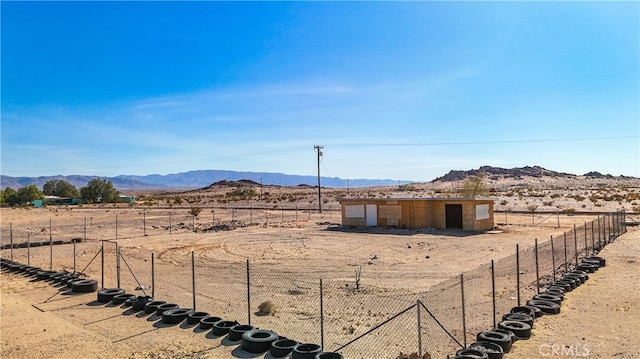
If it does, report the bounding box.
[271,338,298,358]
[97,288,125,303]
[71,279,98,293]
[112,293,137,305]
[240,329,279,353]
[527,299,561,315]
[292,343,322,359]
[477,331,512,353]
[455,348,489,359]
[498,320,532,340]
[228,324,254,341]
[144,300,166,314]
[211,320,237,336]
[187,311,209,325]
[156,303,179,316]
[502,313,534,328]
[161,308,193,324]
[199,316,222,330]
[131,296,152,312]
[316,352,345,359]
[533,293,562,305]
[469,341,504,359]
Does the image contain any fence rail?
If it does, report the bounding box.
[0,210,627,358]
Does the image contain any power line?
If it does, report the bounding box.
[327,135,639,148]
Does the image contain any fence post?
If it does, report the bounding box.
[116,243,121,288]
[591,221,595,255]
[101,240,105,289]
[550,235,556,281]
[27,233,30,266]
[169,213,172,236]
[320,279,324,350]
[516,244,521,306]
[116,214,118,240]
[9,223,13,261]
[151,252,155,299]
[84,217,87,242]
[573,224,578,265]
[417,299,423,357]
[534,238,540,295]
[143,211,146,236]
[49,218,53,271]
[584,223,588,257]
[597,214,601,250]
[73,239,76,273]
[246,259,251,326]
[192,251,196,311]
[563,232,568,274]
[491,260,496,329]
[460,273,467,347]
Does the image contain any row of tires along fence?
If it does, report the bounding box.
[0,257,343,359]
[0,211,627,358]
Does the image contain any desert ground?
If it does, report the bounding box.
[1,178,639,358]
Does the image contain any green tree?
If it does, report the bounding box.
[461,173,489,198]
[43,179,80,197]
[17,185,44,204]
[80,178,120,203]
[1,187,19,206]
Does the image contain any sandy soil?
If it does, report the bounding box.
[1,204,637,358]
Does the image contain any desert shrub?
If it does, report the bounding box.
[543,201,553,206]
[257,300,276,315]
[499,200,508,206]
[560,208,576,215]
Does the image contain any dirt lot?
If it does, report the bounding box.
[1,206,638,358]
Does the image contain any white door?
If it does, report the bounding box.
[366,204,377,227]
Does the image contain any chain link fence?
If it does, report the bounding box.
[1,210,627,358]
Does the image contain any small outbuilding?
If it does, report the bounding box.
[340,198,494,231]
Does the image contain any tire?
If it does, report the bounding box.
[240,329,279,353]
[569,269,589,281]
[576,263,598,273]
[584,256,605,267]
[36,270,57,280]
[455,348,489,359]
[498,320,532,340]
[316,352,345,359]
[476,331,512,353]
[492,328,516,343]
[502,313,534,328]
[533,293,562,305]
[554,279,576,290]
[144,300,166,314]
[542,290,564,301]
[112,293,137,305]
[228,324,254,341]
[510,306,536,319]
[131,296,152,312]
[71,279,98,293]
[187,311,209,325]
[527,299,561,314]
[469,341,504,359]
[61,275,79,285]
[161,308,193,324]
[156,303,179,316]
[271,338,298,358]
[551,281,572,292]
[67,278,85,289]
[563,273,585,284]
[211,320,237,336]
[97,288,125,303]
[546,285,567,293]
[199,316,222,330]
[292,343,322,359]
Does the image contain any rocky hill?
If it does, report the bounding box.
[432,165,632,182]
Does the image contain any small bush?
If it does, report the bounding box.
[257,300,276,315]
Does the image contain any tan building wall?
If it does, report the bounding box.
[341,198,494,231]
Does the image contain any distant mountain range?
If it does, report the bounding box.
[0,170,403,191]
[1,166,635,191]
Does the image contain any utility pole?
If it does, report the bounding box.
[314,145,324,214]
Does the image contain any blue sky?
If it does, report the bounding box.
[1,1,638,182]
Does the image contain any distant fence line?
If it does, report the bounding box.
[0,211,627,358]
